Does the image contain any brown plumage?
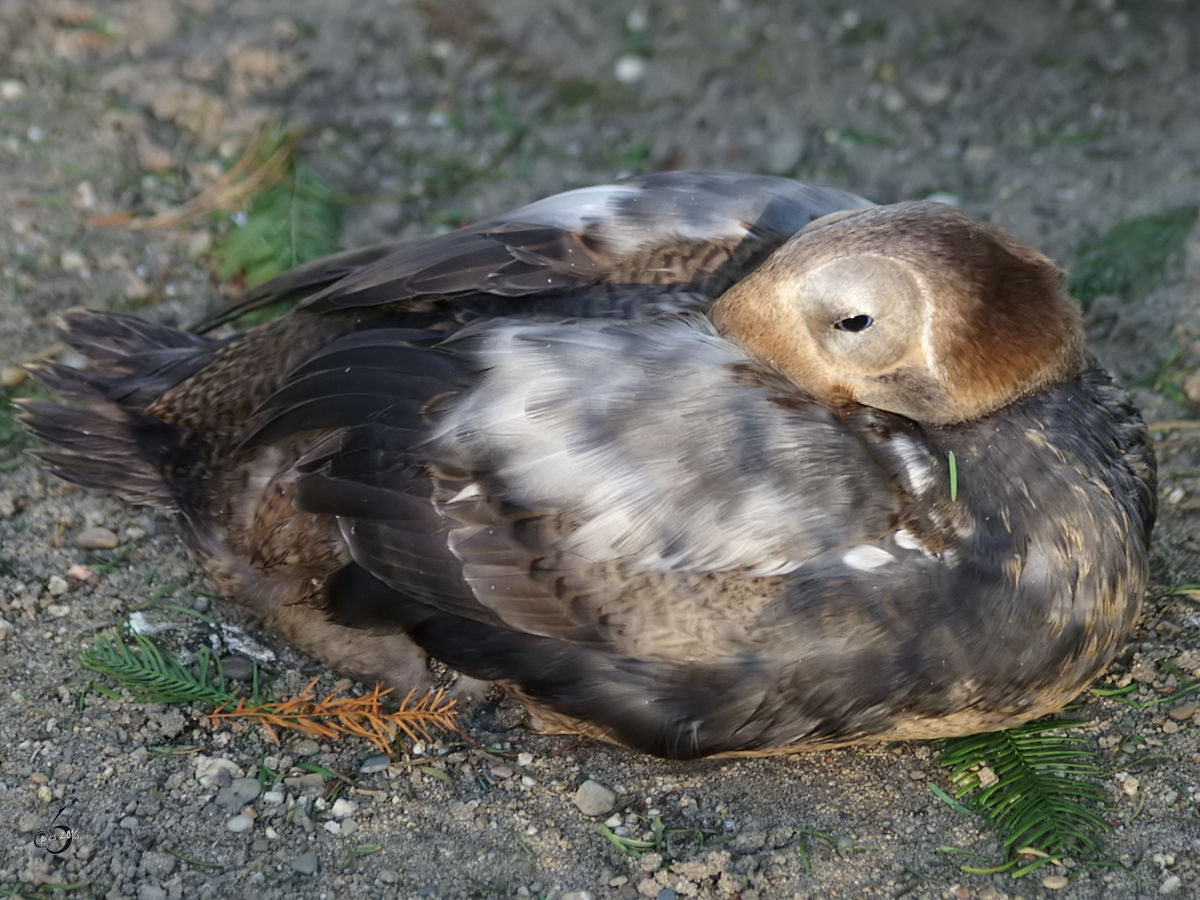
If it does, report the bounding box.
[20,172,1155,759]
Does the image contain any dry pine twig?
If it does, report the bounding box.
[205,677,459,755]
[88,126,303,231]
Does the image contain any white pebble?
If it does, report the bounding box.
[331,798,357,818]
[263,790,285,805]
[573,780,616,816]
[195,756,240,787]
[613,55,647,83]
[0,79,25,100]
[46,576,69,596]
[1160,875,1181,894]
[60,250,87,273]
[323,820,341,835]
[226,814,253,833]
[75,528,118,549]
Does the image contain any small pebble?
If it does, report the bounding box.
[292,738,321,756]
[378,869,400,883]
[613,55,647,83]
[1169,702,1197,721]
[226,814,253,833]
[573,779,616,816]
[924,192,961,207]
[120,816,139,829]
[262,790,285,805]
[67,564,94,581]
[331,797,357,818]
[1163,720,1180,734]
[76,526,119,549]
[490,765,514,780]
[655,890,677,900]
[1160,874,1181,894]
[562,893,594,900]
[46,575,69,596]
[1183,371,1200,404]
[0,365,26,388]
[1042,875,1069,890]
[0,79,25,100]
[517,752,534,767]
[60,250,87,272]
[218,655,255,681]
[323,820,341,835]
[360,754,391,774]
[195,756,240,787]
[215,777,261,809]
[291,849,319,875]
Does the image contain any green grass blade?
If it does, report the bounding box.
[1068,206,1198,307]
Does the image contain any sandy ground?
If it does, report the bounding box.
[3,1,1200,898]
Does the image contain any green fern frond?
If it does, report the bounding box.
[936,719,1110,862]
[207,126,343,293]
[212,163,342,290]
[80,628,240,706]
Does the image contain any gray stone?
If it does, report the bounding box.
[572,780,616,817]
[218,655,256,681]
[225,813,253,833]
[140,850,176,878]
[359,754,391,774]
[215,777,261,809]
[291,849,319,876]
[76,526,119,549]
[292,738,321,756]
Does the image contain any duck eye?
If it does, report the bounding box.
[835,314,874,333]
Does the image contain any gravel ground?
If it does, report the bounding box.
[3,1,1200,898]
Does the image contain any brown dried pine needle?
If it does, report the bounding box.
[205,677,459,755]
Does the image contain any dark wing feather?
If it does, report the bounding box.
[194,172,870,329]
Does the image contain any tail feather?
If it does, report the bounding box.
[59,308,211,366]
[18,310,220,509]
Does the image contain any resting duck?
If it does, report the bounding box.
[21,172,1156,759]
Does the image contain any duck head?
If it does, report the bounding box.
[710,201,1084,424]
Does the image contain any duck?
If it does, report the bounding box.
[19,171,1157,759]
